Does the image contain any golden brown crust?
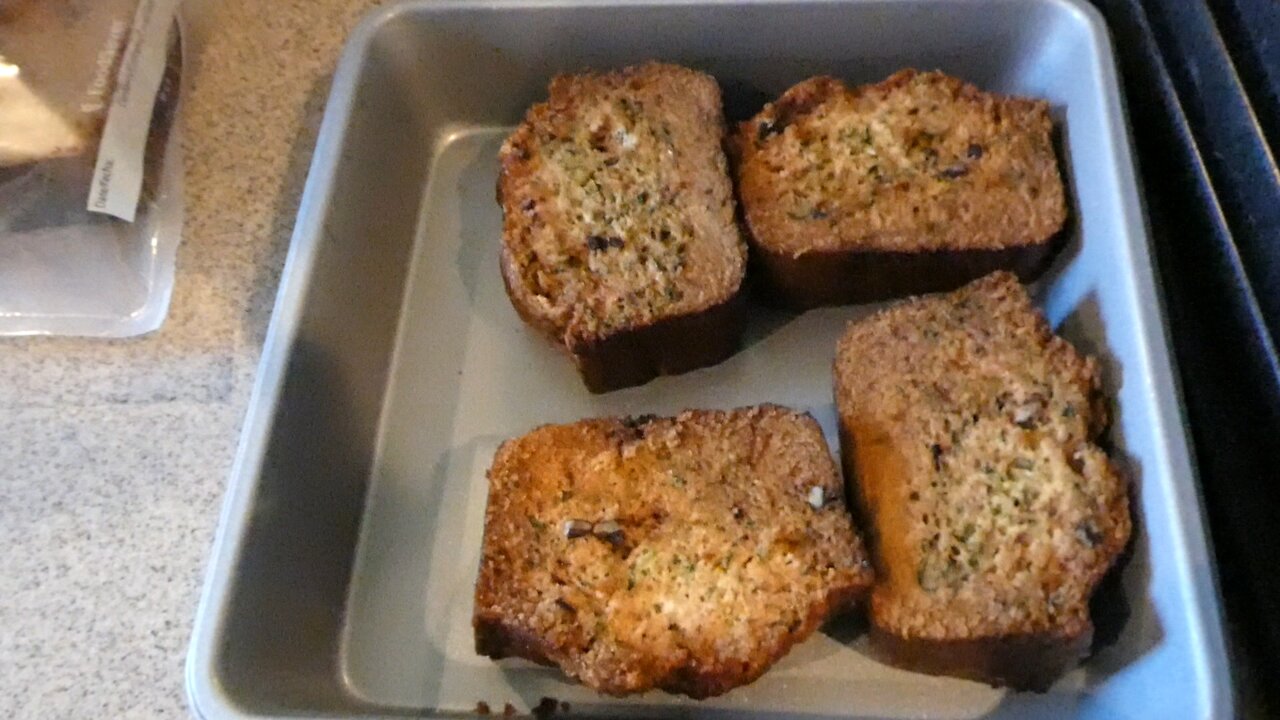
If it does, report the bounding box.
[733,70,1067,308]
[834,272,1130,690]
[498,63,747,391]
[473,406,874,698]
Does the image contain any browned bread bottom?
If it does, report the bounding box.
[753,239,1061,309]
[499,265,744,393]
[867,625,1087,692]
[474,406,874,697]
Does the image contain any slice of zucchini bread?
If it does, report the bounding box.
[733,70,1067,308]
[833,272,1130,690]
[499,62,747,392]
[474,405,874,698]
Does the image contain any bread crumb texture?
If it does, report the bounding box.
[734,70,1066,256]
[474,405,873,697]
[835,272,1129,642]
[499,63,745,349]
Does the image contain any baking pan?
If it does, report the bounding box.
[186,0,1232,717]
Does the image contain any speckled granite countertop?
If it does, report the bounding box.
[0,1,381,716]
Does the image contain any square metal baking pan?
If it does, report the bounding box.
[187,0,1233,717]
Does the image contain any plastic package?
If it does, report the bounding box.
[0,0,184,337]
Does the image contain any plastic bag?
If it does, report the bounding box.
[0,0,184,337]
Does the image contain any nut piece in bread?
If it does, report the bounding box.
[499,63,747,392]
[474,405,874,698]
[734,70,1067,308]
[833,272,1130,690]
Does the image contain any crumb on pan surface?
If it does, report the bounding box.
[474,405,873,698]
